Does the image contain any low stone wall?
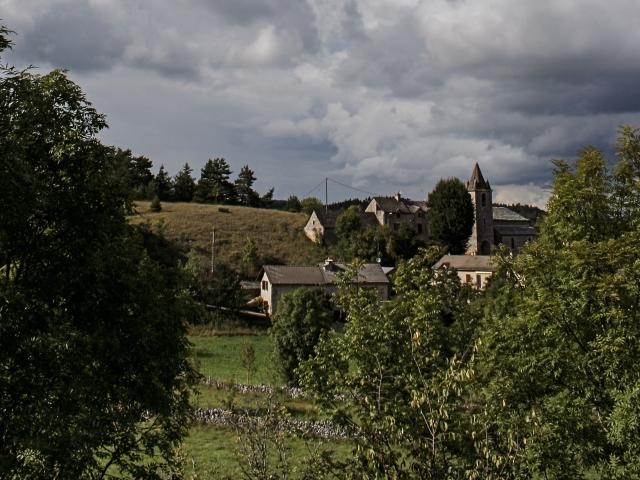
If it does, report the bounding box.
[202,377,305,398]
[193,407,350,439]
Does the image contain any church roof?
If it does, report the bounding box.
[467,163,490,190]
[492,206,529,222]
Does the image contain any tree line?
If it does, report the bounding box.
[123,149,274,207]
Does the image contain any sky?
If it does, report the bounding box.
[2,0,640,207]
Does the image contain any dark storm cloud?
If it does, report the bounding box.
[13,2,128,72]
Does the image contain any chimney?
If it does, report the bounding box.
[394,192,402,201]
[323,258,335,270]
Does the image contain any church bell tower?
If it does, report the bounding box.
[466,163,494,255]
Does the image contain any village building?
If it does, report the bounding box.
[304,209,379,244]
[433,254,497,289]
[259,259,390,315]
[363,193,429,240]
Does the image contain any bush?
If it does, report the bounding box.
[150,194,162,212]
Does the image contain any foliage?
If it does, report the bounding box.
[173,162,196,202]
[155,164,173,200]
[195,157,236,204]
[150,194,162,212]
[235,165,260,207]
[426,177,474,254]
[286,195,302,212]
[241,237,259,278]
[0,30,198,478]
[240,342,256,384]
[301,197,324,215]
[478,126,640,478]
[271,288,334,386]
[185,254,246,312]
[386,222,426,261]
[334,206,362,240]
[299,250,517,479]
[260,187,275,208]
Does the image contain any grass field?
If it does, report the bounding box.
[190,334,277,385]
[182,426,352,479]
[131,202,325,272]
[185,334,350,478]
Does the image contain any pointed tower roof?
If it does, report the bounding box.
[467,163,491,190]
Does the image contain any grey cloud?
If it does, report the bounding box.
[13,1,128,72]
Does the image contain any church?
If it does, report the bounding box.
[465,163,537,255]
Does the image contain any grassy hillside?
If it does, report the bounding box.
[130,202,324,272]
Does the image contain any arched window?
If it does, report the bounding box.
[481,193,486,207]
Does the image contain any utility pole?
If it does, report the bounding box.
[325,177,328,212]
[210,227,215,274]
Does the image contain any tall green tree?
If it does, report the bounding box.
[195,157,236,203]
[235,164,259,206]
[0,28,197,479]
[173,162,196,202]
[154,164,173,200]
[426,177,474,254]
[285,195,301,212]
[271,288,334,386]
[479,128,640,478]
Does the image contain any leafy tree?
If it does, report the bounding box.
[240,342,256,384]
[334,206,362,240]
[0,28,197,479]
[235,165,259,207]
[285,195,301,212]
[479,127,640,478]
[426,177,474,254]
[271,288,334,386]
[299,251,513,478]
[301,197,324,215]
[386,222,426,261]
[195,157,236,203]
[173,162,196,202]
[150,194,162,212]
[154,164,173,200]
[242,237,259,278]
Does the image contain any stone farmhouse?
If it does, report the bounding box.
[304,163,537,255]
[259,259,390,315]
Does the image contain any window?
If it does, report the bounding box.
[261,280,268,291]
[476,274,482,289]
[510,237,515,250]
[465,274,472,283]
[417,223,423,234]
[481,193,486,207]
[393,223,400,231]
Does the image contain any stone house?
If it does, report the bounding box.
[304,208,381,244]
[364,193,429,240]
[432,254,497,289]
[259,259,390,315]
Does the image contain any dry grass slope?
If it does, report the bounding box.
[131,202,324,271]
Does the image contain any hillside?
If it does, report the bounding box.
[131,202,325,272]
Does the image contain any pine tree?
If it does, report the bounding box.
[195,157,236,203]
[154,164,173,201]
[173,163,195,202]
[235,165,259,206]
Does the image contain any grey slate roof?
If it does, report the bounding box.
[433,254,497,272]
[371,197,427,214]
[492,206,529,222]
[262,262,389,285]
[313,210,340,228]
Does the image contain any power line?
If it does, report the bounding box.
[300,179,325,199]
[327,177,379,197]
